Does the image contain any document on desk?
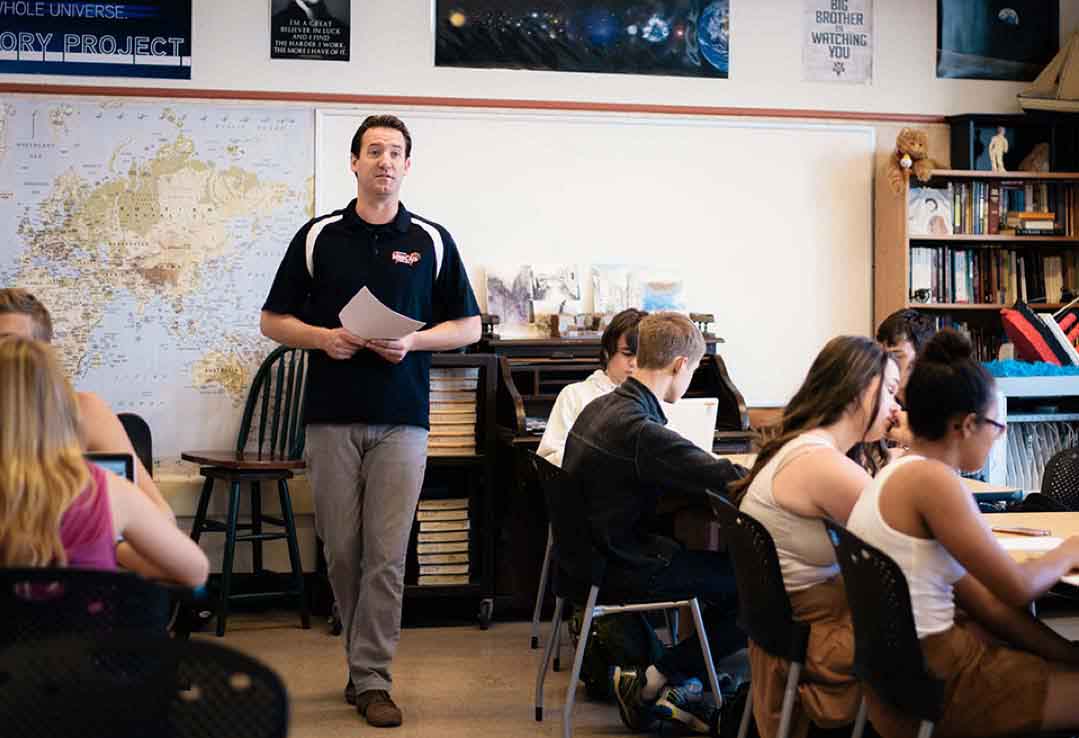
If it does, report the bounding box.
[338,287,425,340]
[996,536,1063,552]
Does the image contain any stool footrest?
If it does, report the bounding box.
[260,514,286,527]
[227,590,304,602]
[235,532,289,543]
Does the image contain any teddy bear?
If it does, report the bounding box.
[887,127,936,194]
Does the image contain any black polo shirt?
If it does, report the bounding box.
[262,199,480,428]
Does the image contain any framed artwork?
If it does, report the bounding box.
[936,0,1058,81]
[435,0,730,78]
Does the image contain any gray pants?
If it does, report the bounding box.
[306,423,429,693]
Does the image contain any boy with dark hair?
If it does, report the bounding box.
[562,312,747,732]
[537,308,647,467]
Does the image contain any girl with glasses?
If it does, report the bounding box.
[846,329,1079,737]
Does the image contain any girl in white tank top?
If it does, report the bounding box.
[728,336,900,738]
[845,329,1079,738]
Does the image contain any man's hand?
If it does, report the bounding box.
[321,327,366,360]
[367,334,414,364]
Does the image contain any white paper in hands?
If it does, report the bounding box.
[338,287,425,340]
[996,536,1063,552]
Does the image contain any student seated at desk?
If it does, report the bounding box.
[537,308,646,467]
[0,289,176,577]
[732,336,900,738]
[876,308,936,449]
[0,337,208,587]
[562,312,747,733]
[847,329,1079,738]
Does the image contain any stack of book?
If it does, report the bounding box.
[416,497,470,586]
[429,367,478,456]
[1011,211,1062,236]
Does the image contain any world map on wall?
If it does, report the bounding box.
[0,99,314,473]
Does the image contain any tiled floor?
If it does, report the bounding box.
[202,608,1079,737]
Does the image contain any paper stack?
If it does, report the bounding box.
[416,497,470,586]
[429,367,478,456]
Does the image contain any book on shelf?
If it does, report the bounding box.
[418,563,469,576]
[908,185,954,236]
[418,518,470,532]
[430,377,479,391]
[908,245,1079,306]
[428,435,476,447]
[430,367,479,379]
[417,574,469,586]
[430,424,475,438]
[417,530,469,543]
[417,497,469,511]
[428,447,478,457]
[418,552,469,565]
[430,412,476,424]
[430,391,477,403]
[415,508,469,522]
[416,540,470,554]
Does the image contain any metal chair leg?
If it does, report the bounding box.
[217,480,242,637]
[554,605,563,672]
[737,682,753,738]
[250,481,263,575]
[670,608,680,644]
[851,696,868,738]
[777,661,802,738]
[562,586,600,738]
[531,526,553,649]
[688,598,724,705]
[535,595,564,721]
[278,478,310,629]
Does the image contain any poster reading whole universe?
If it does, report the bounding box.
[0,0,192,79]
[435,0,731,78]
[271,0,350,61]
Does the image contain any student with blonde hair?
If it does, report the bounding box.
[730,335,900,738]
[0,288,175,575]
[0,336,208,586]
[848,329,1079,737]
[563,312,746,733]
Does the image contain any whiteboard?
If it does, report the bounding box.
[315,107,875,406]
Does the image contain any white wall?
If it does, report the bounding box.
[4,0,1077,117]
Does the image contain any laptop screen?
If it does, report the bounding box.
[663,398,719,453]
[85,452,135,482]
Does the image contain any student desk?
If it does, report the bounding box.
[991,512,1079,588]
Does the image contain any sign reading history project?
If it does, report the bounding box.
[0,1,192,79]
[270,0,350,62]
[803,0,873,83]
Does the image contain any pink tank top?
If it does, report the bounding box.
[59,463,117,570]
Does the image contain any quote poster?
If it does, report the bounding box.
[803,0,873,83]
[270,0,350,61]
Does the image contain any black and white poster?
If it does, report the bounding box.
[803,0,872,82]
[270,0,349,61]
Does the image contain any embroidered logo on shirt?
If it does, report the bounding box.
[392,251,421,266]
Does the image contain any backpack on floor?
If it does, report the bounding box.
[571,609,665,701]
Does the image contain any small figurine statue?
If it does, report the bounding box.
[988,126,1009,172]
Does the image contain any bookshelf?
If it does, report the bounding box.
[874,167,1079,360]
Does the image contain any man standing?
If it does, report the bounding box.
[261,115,480,728]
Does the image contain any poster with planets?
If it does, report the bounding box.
[936,0,1058,81]
[435,0,730,78]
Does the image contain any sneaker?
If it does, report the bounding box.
[355,689,403,728]
[610,666,657,732]
[653,678,715,734]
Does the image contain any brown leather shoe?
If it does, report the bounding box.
[355,689,403,727]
